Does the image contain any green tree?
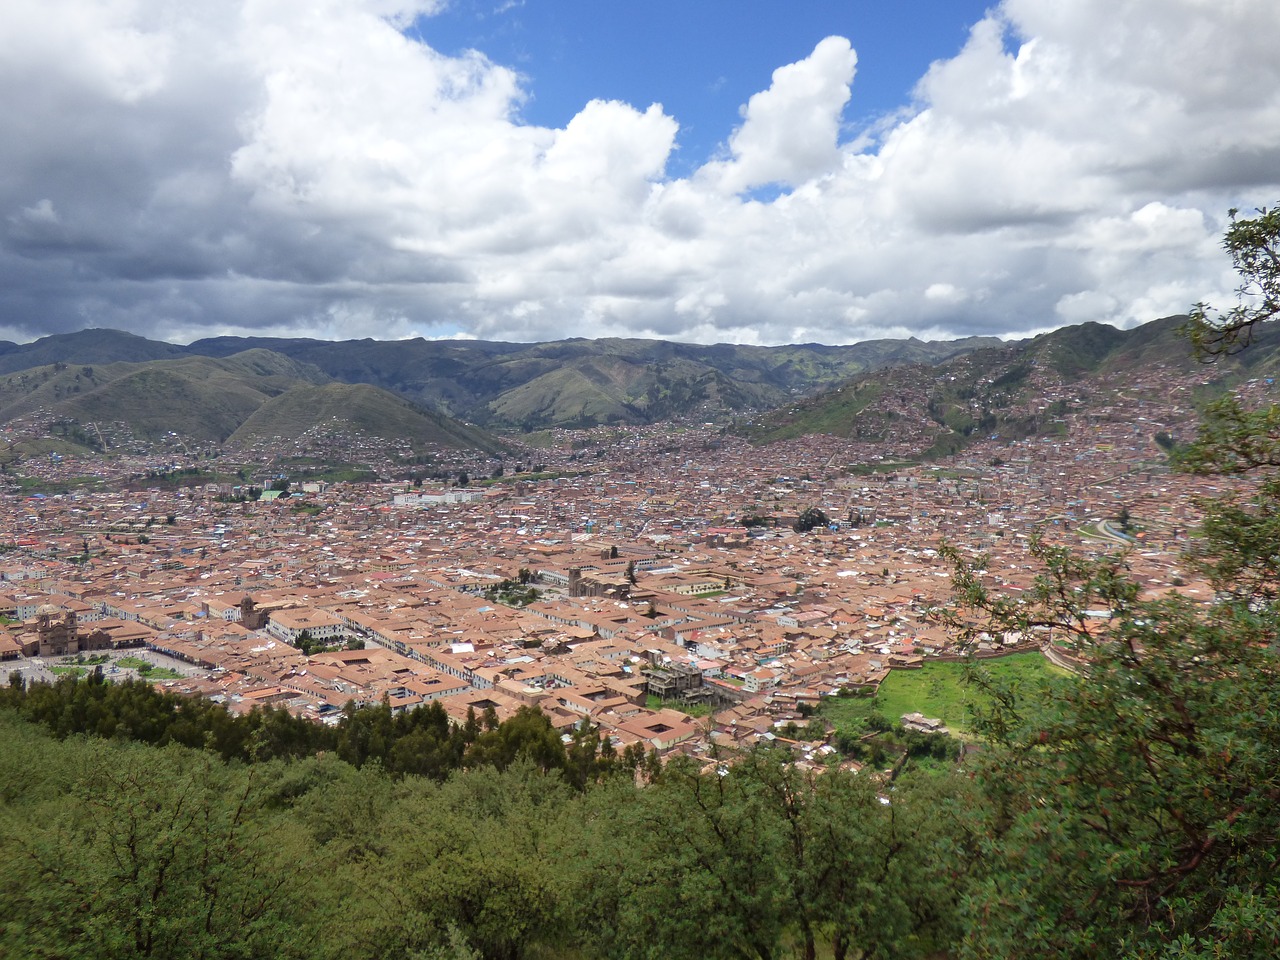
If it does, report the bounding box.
[947,206,1280,960]
[1116,504,1133,533]
[570,748,971,960]
[793,507,830,533]
[1184,205,1280,357]
[371,763,578,960]
[0,720,324,960]
[464,706,566,775]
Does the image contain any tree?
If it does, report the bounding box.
[464,706,566,775]
[1184,205,1280,357]
[1116,504,1133,533]
[793,507,829,533]
[373,763,578,960]
[569,748,972,960]
[946,206,1280,959]
[0,723,324,960]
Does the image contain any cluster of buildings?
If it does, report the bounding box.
[0,366,1266,763]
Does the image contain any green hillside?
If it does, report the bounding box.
[746,315,1275,456]
[55,351,330,442]
[182,331,1003,428]
[228,382,503,452]
[0,351,329,443]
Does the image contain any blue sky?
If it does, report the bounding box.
[2,0,1279,346]
[415,1,996,174]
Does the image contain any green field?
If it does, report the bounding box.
[117,656,184,680]
[822,652,1071,740]
[140,668,184,680]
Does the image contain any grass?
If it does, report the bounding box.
[750,381,886,443]
[874,653,1070,738]
[117,656,183,679]
[646,694,714,718]
[818,694,885,739]
[7,474,108,496]
[141,668,184,680]
[297,466,378,484]
[50,666,87,676]
[821,652,1070,741]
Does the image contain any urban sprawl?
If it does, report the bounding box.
[1,366,1268,766]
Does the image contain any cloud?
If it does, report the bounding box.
[700,35,856,194]
[0,0,1279,346]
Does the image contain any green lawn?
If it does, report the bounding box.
[116,656,184,680]
[822,652,1071,740]
[140,668,184,680]
[876,652,1070,738]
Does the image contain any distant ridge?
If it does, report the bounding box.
[5,327,1005,430]
[9,318,1261,446]
[0,348,499,453]
[746,315,1280,456]
[0,328,187,374]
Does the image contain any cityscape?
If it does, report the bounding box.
[2,349,1265,765]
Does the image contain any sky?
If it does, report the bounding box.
[2,0,1279,348]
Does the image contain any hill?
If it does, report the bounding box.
[227,382,503,453]
[0,328,187,374]
[1,328,999,430]
[746,315,1279,457]
[0,351,331,445]
[0,349,501,454]
[9,318,1265,445]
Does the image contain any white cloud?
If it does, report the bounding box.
[1,0,1279,346]
[700,35,857,194]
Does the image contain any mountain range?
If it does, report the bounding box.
[0,316,1272,456]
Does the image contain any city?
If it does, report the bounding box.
[3,360,1264,766]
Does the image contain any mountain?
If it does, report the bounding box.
[12,319,1261,446]
[0,349,498,453]
[745,315,1279,457]
[0,328,187,375]
[0,351,333,448]
[9,328,998,429]
[227,382,503,453]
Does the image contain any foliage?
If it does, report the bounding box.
[482,579,541,606]
[570,748,977,960]
[792,506,830,533]
[945,537,1280,959]
[941,206,1280,960]
[1184,206,1280,357]
[0,715,323,960]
